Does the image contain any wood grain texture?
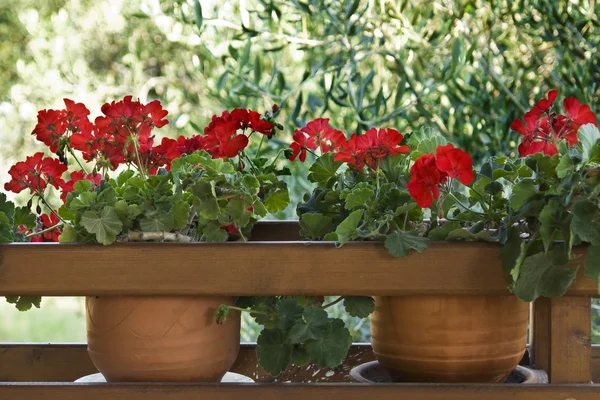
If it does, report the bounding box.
[532,296,592,383]
[1,382,600,400]
[0,343,375,383]
[0,241,595,296]
[4,343,600,383]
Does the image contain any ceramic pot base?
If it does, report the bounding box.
[350,361,547,384]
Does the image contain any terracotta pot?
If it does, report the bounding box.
[371,295,529,383]
[86,296,240,382]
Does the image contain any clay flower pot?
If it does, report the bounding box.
[86,295,240,382]
[371,295,529,383]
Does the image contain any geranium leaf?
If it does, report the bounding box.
[571,199,600,245]
[427,221,461,241]
[264,188,289,213]
[14,206,35,229]
[343,296,374,318]
[578,124,600,163]
[58,224,77,243]
[308,153,342,186]
[305,319,351,368]
[242,175,260,195]
[140,210,174,232]
[191,181,220,219]
[171,200,191,229]
[384,230,429,257]
[556,154,574,179]
[539,199,562,252]
[256,329,293,377]
[299,213,334,239]
[584,245,600,282]
[288,306,331,344]
[227,197,252,226]
[291,346,310,367]
[8,296,42,312]
[0,212,13,242]
[500,226,527,283]
[512,251,579,302]
[344,187,375,210]
[335,209,364,246]
[80,206,123,245]
[202,222,228,242]
[73,179,94,192]
[510,180,537,210]
[252,200,268,217]
[276,297,304,332]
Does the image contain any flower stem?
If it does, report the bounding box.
[25,222,63,238]
[448,193,486,216]
[254,134,265,162]
[38,195,68,224]
[132,138,147,180]
[67,147,88,174]
[321,296,344,309]
[226,306,270,316]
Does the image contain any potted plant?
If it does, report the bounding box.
[1,97,290,382]
[284,92,600,383]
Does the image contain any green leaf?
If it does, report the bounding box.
[305,319,351,368]
[510,180,537,210]
[299,213,334,239]
[73,179,94,192]
[384,230,429,257]
[117,170,136,187]
[500,226,527,282]
[578,124,600,163]
[539,199,562,252]
[584,245,600,282]
[80,206,123,245]
[264,188,289,213]
[291,346,310,367]
[308,154,342,186]
[288,306,331,344]
[276,297,304,332]
[0,212,13,242]
[7,296,42,311]
[571,199,600,245]
[556,154,574,179]
[226,198,252,227]
[343,296,374,318]
[58,224,77,243]
[171,200,191,230]
[191,181,220,220]
[202,222,228,242]
[192,0,203,31]
[335,209,364,246]
[427,222,461,241]
[140,210,174,232]
[451,37,465,69]
[344,187,375,210]
[256,329,293,376]
[242,175,260,195]
[252,200,268,217]
[14,207,36,229]
[512,251,579,302]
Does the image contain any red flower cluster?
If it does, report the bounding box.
[22,213,61,242]
[201,109,275,158]
[511,90,597,156]
[4,152,67,195]
[407,144,474,208]
[70,96,170,170]
[31,99,91,154]
[289,119,409,169]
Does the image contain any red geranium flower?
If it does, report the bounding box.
[289,130,311,162]
[435,144,475,185]
[407,154,445,208]
[512,90,597,157]
[176,135,204,154]
[300,118,345,152]
[334,134,365,166]
[31,109,67,153]
[4,153,67,194]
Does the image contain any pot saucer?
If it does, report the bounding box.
[74,372,254,383]
[349,361,547,384]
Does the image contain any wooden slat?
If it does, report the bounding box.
[2,382,600,400]
[248,221,301,241]
[3,343,600,383]
[0,343,375,383]
[532,296,592,383]
[0,242,595,296]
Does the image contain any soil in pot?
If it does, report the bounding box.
[371,295,529,383]
[86,295,240,382]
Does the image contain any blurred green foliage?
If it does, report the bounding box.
[0,0,599,342]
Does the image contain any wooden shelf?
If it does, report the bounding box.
[0,240,594,296]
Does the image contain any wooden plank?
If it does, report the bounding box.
[0,242,595,296]
[531,298,551,375]
[532,296,592,383]
[2,382,600,400]
[0,343,375,383]
[4,342,600,383]
[248,221,301,241]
